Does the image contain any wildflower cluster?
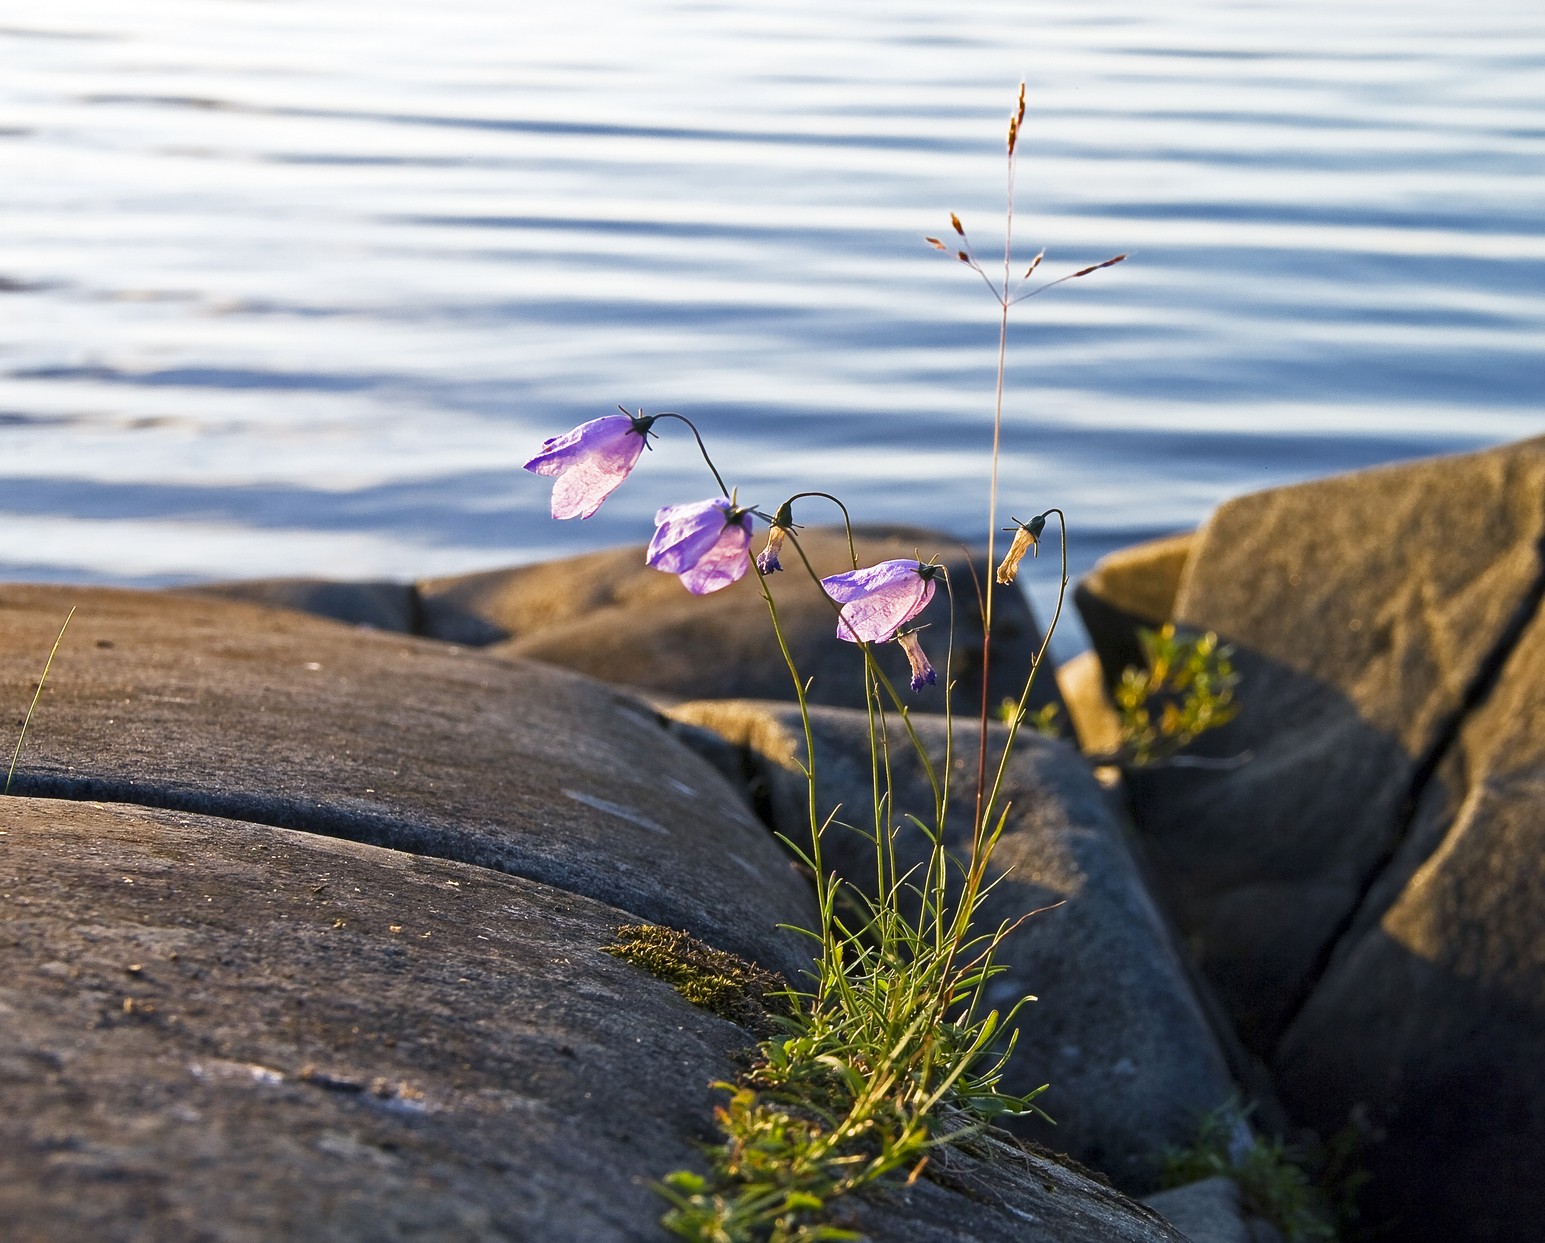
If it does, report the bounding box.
[524,407,949,684]
[520,84,1145,1243]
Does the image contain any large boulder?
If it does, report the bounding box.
[1056,649,1125,757]
[1117,436,1545,1050]
[665,699,1242,1193]
[417,526,1060,716]
[0,584,816,978]
[0,797,1189,1242]
[178,577,419,633]
[1273,587,1545,1242]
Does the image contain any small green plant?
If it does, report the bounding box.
[1112,623,1239,766]
[996,697,1062,739]
[603,924,789,1031]
[1318,1117,1372,1239]
[1162,1104,1336,1242]
[5,606,75,796]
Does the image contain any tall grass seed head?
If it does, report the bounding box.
[647,497,754,594]
[524,410,656,519]
[820,559,939,644]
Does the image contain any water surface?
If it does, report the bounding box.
[3,0,1542,648]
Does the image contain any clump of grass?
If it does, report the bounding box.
[603,925,789,1031]
[1161,1104,1337,1242]
[657,885,1051,1240]
[1111,623,1239,766]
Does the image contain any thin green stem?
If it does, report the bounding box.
[974,128,1018,847]
[6,607,75,796]
[779,528,944,809]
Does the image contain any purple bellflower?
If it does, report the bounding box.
[646,497,753,595]
[524,411,656,519]
[820,559,940,644]
[896,630,936,692]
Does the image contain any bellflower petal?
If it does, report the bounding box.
[647,497,753,595]
[524,413,653,519]
[896,630,937,692]
[820,559,937,644]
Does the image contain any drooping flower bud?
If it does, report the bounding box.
[756,502,795,574]
[996,513,1047,585]
[896,630,936,692]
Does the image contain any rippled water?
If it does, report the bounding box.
[3,0,1542,646]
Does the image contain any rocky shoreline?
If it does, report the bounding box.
[3,434,1541,1242]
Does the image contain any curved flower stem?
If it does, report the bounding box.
[928,511,1064,1032]
[770,491,860,570]
[932,574,961,960]
[653,411,732,499]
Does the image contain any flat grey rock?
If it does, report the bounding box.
[417,526,1060,716]
[1143,1178,1287,1243]
[0,798,750,1242]
[0,584,815,978]
[666,699,1240,1193]
[1144,1176,1249,1243]
[837,1128,1190,1243]
[0,798,1189,1243]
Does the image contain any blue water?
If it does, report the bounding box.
[3,0,1542,649]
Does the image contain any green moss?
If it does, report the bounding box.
[602,924,788,1030]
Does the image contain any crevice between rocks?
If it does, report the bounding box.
[404,582,430,641]
[1273,529,1545,1049]
[3,772,640,922]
